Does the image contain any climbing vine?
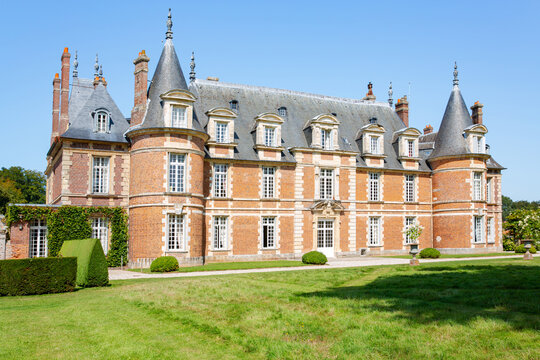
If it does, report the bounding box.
[6,205,128,266]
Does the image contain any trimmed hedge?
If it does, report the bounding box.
[59,239,109,287]
[0,257,77,296]
[419,248,441,259]
[150,256,179,272]
[302,251,328,265]
[515,244,537,254]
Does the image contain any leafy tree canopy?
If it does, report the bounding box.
[502,195,539,221]
[0,166,46,214]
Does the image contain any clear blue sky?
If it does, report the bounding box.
[1,0,538,200]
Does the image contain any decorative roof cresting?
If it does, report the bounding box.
[166,8,173,40]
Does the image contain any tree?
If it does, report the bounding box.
[502,195,540,221]
[0,167,46,214]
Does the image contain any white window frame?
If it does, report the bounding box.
[216,122,228,143]
[474,216,484,243]
[264,126,276,147]
[474,136,484,153]
[486,177,493,203]
[369,173,380,202]
[213,216,228,250]
[473,172,483,201]
[404,217,416,244]
[95,111,108,133]
[29,219,47,258]
[171,106,187,128]
[407,139,415,157]
[168,153,186,193]
[370,136,380,154]
[405,174,415,202]
[92,218,109,255]
[487,217,495,244]
[319,168,334,200]
[167,214,185,251]
[261,217,276,249]
[321,129,333,150]
[92,157,109,194]
[262,167,275,198]
[213,164,228,198]
[317,219,334,248]
[369,217,380,246]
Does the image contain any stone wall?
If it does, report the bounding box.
[0,215,6,260]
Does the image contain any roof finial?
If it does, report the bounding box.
[453,61,459,86]
[166,8,173,39]
[73,50,78,78]
[94,54,99,77]
[99,64,103,78]
[190,51,196,82]
[388,82,393,108]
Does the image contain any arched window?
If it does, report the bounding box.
[229,100,239,111]
[95,111,109,133]
[278,107,287,117]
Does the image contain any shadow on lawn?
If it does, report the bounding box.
[301,264,540,330]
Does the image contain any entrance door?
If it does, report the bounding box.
[317,219,334,258]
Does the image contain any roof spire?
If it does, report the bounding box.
[190,51,196,82]
[453,61,459,87]
[73,50,78,78]
[388,82,393,108]
[99,64,103,78]
[165,8,173,39]
[94,54,99,77]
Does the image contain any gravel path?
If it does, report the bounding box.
[109,255,523,280]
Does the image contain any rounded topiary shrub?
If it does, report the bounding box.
[419,248,441,259]
[302,251,328,265]
[150,256,179,272]
[514,244,537,254]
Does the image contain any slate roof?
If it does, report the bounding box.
[61,82,130,143]
[190,79,431,171]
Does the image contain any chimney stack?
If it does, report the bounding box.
[363,82,376,101]
[50,73,61,145]
[59,47,71,135]
[395,95,409,127]
[423,124,433,135]
[131,50,150,127]
[471,101,483,124]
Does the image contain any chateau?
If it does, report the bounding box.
[7,12,504,264]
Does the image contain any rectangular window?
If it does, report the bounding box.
[405,175,415,202]
[264,126,275,147]
[319,169,334,200]
[171,106,186,127]
[213,216,228,249]
[29,219,47,258]
[486,178,493,203]
[408,140,414,157]
[262,217,276,248]
[321,129,332,150]
[475,136,484,153]
[216,122,228,143]
[474,216,483,243]
[92,218,109,254]
[262,167,275,198]
[473,172,482,201]
[404,217,416,244]
[487,217,495,243]
[370,136,380,154]
[167,214,185,251]
[92,157,109,194]
[317,220,333,248]
[213,164,228,197]
[168,154,186,192]
[369,173,380,202]
[96,112,108,133]
[369,217,380,246]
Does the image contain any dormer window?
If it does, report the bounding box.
[474,136,484,153]
[278,107,287,117]
[95,111,109,133]
[306,114,339,151]
[370,136,380,154]
[391,127,421,160]
[264,126,276,147]
[321,129,333,150]
[216,122,229,143]
[408,139,414,157]
[171,106,187,127]
[464,124,488,154]
[229,100,239,111]
[357,123,386,158]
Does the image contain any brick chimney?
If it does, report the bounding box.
[471,101,483,124]
[131,50,150,127]
[423,124,433,135]
[59,48,71,135]
[51,73,61,144]
[363,82,376,101]
[395,95,409,127]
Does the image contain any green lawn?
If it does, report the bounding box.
[129,260,309,273]
[382,252,518,259]
[1,258,539,359]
